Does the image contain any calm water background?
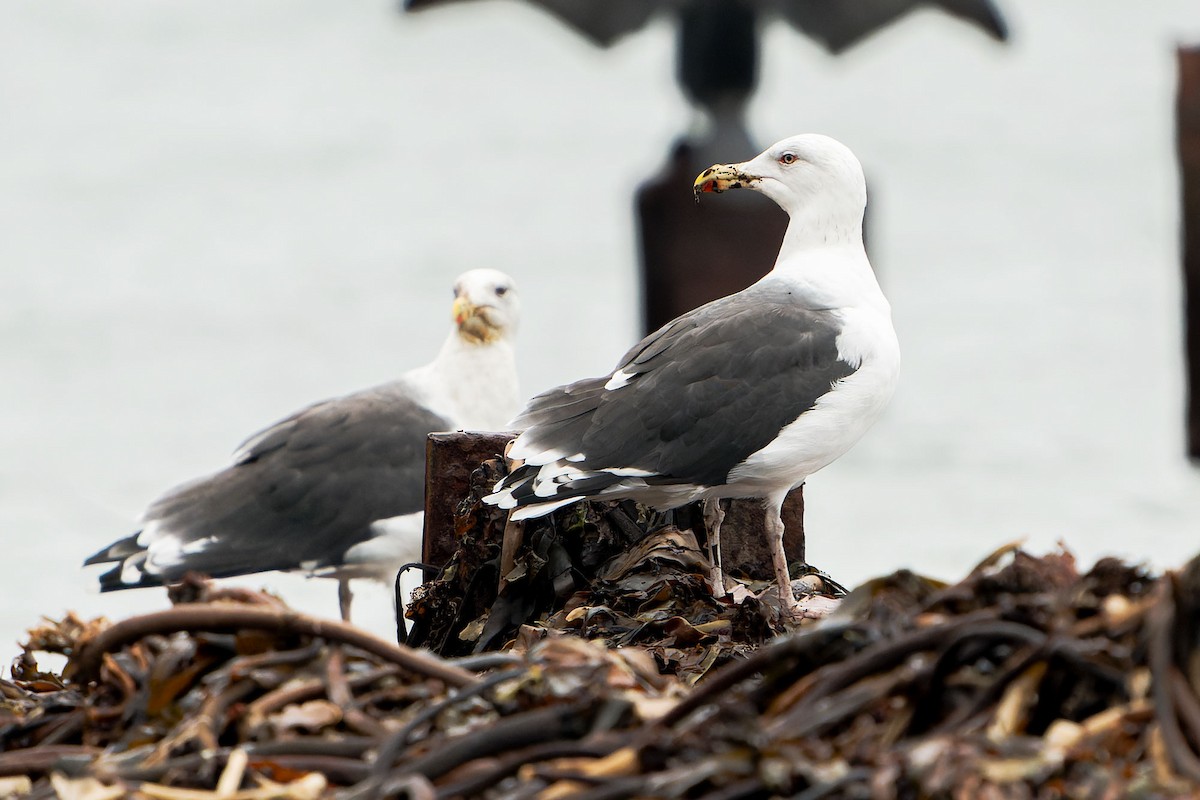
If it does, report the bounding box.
[4,0,1200,656]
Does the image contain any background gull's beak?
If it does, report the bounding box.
[452,296,473,327]
[453,296,500,343]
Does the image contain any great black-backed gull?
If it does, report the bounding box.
[85,269,521,620]
[485,134,899,619]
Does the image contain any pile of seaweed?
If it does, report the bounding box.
[5,539,1200,798]
[404,457,836,683]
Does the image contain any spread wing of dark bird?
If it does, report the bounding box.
[403,0,657,48]
[402,0,1007,53]
[776,0,1007,53]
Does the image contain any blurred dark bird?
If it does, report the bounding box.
[85,269,521,621]
[403,0,1008,53]
[485,135,898,620]
[406,0,1007,334]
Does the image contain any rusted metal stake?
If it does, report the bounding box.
[723,490,805,580]
[421,431,516,581]
[1178,46,1200,459]
[421,432,805,584]
[637,143,788,334]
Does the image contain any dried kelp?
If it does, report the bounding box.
[5,548,1200,798]
[0,582,677,798]
[405,457,829,681]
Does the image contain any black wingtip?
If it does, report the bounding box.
[95,564,127,592]
[939,0,1009,42]
[95,561,169,593]
[82,532,144,567]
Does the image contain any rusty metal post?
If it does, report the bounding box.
[722,489,805,580]
[422,432,806,584]
[421,431,515,580]
[1180,46,1200,459]
[637,142,789,333]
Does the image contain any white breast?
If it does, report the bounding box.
[403,336,520,431]
[725,306,900,497]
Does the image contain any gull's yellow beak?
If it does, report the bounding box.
[453,296,500,344]
[452,296,473,327]
[693,164,757,198]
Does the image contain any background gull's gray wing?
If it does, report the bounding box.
[85,383,449,590]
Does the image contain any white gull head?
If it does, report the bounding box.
[402,268,522,431]
[452,268,520,344]
[695,133,867,249]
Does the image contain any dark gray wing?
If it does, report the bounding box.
[403,0,1006,53]
[511,282,856,490]
[404,0,657,47]
[85,383,449,590]
[777,0,1007,53]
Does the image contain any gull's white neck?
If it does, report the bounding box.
[404,330,520,431]
[778,201,862,252]
[766,214,889,314]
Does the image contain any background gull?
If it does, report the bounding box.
[84,269,521,621]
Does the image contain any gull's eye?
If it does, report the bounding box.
[495,286,509,297]
[779,152,797,165]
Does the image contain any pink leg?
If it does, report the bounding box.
[765,503,803,619]
[703,498,726,597]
